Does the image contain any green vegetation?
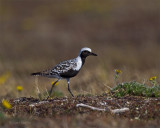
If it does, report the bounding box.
[111,81,160,98]
[50,90,64,97]
[0,112,5,121]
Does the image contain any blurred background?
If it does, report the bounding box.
[0,0,160,98]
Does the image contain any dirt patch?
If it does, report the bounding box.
[1,95,160,128]
[5,95,160,120]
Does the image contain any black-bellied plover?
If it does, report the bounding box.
[31,47,97,98]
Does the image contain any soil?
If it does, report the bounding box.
[1,94,160,128]
[6,94,160,118]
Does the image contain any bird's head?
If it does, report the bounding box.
[79,47,97,58]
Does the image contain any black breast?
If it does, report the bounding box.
[60,69,79,78]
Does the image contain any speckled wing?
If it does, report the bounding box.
[31,58,79,78]
[44,59,77,78]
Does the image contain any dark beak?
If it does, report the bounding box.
[90,52,97,56]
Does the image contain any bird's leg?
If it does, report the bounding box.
[47,79,60,99]
[67,79,74,97]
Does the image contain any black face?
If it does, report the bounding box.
[80,50,97,58]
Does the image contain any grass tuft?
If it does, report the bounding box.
[111,81,160,98]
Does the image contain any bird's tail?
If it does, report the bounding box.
[31,72,42,76]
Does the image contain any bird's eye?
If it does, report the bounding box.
[84,51,89,53]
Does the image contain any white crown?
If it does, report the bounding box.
[80,47,92,53]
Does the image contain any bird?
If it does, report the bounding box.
[31,47,97,98]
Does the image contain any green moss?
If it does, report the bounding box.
[111,81,160,98]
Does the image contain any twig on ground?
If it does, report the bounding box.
[76,103,129,114]
[29,101,49,107]
[76,103,106,111]
[111,108,129,114]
